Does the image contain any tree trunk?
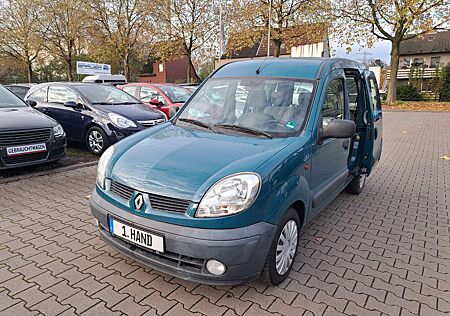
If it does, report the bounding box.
[26,60,33,83]
[123,52,131,82]
[186,53,201,83]
[273,39,282,57]
[386,40,400,105]
[66,58,74,81]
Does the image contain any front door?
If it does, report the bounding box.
[46,86,86,140]
[361,71,383,174]
[310,70,351,216]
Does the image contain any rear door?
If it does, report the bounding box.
[361,71,383,174]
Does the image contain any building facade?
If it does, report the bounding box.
[387,31,450,93]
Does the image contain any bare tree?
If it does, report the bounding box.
[331,0,450,105]
[90,0,154,81]
[157,0,218,83]
[0,0,44,83]
[40,0,89,81]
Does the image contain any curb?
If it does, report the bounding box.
[383,109,450,112]
[0,160,98,184]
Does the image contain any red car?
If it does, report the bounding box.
[119,83,192,118]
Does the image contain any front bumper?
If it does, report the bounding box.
[90,189,276,285]
[0,137,66,170]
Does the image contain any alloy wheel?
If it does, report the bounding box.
[88,130,104,154]
[275,220,298,275]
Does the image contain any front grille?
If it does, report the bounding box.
[0,128,51,146]
[148,194,190,213]
[138,119,166,127]
[109,180,190,213]
[110,181,134,200]
[2,152,48,165]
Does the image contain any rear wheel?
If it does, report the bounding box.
[86,126,109,155]
[262,207,300,285]
[346,174,366,195]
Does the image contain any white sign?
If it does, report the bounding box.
[7,143,47,156]
[76,61,111,75]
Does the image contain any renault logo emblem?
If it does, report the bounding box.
[133,193,144,211]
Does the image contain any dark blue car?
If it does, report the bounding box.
[25,83,166,154]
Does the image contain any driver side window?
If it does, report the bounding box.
[140,87,166,105]
[322,78,344,128]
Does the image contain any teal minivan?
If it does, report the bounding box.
[90,58,382,285]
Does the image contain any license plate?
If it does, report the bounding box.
[7,143,47,156]
[109,218,164,252]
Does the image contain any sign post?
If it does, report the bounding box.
[76,61,111,75]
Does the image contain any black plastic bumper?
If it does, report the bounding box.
[0,137,66,170]
[90,189,276,285]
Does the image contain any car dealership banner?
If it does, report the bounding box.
[76,61,111,75]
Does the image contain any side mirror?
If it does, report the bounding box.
[64,101,78,108]
[27,100,37,107]
[320,119,356,140]
[149,98,161,107]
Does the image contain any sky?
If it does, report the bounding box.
[332,40,392,64]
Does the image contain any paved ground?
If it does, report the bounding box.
[0,111,449,316]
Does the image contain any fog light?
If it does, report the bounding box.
[206,260,226,276]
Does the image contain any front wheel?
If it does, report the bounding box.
[346,174,366,195]
[86,126,109,155]
[262,207,300,285]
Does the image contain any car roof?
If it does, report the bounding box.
[82,74,126,81]
[5,83,35,88]
[213,58,365,80]
[25,82,114,97]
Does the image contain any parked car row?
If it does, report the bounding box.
[0,80,193,170]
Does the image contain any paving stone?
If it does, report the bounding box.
[112,296,150,316]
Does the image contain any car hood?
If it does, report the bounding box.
[109,124,292,201]
[0,107,56,131]
[95,103,165,121]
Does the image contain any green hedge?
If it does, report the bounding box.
[397,84,422,101]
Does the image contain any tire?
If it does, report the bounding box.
[346,174,366,195]
[86,126,109,155]
[261,207,300,285]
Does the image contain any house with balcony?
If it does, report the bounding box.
[387,31,450,92]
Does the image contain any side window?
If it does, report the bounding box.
[122,86,137,96]
[140,87,166,104]
[368,77,382,111]
[28,87,47,102]
[322,78,344,128]
[48,86,78,104]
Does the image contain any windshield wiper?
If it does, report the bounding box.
[177,118,217,132]
[213,124,272,138]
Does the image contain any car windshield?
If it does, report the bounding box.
[0,85,27,108]
[76,84,139,104]
[175,77,314,137]
[156,85,192,103]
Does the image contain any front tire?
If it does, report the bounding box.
[262,207,300,285]
[346,174,366,195]
[86,126,109,155]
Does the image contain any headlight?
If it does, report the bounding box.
[196,173,261,217]
[97,145,115,189]
[108,113,137,128]
[53,124,65,138]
